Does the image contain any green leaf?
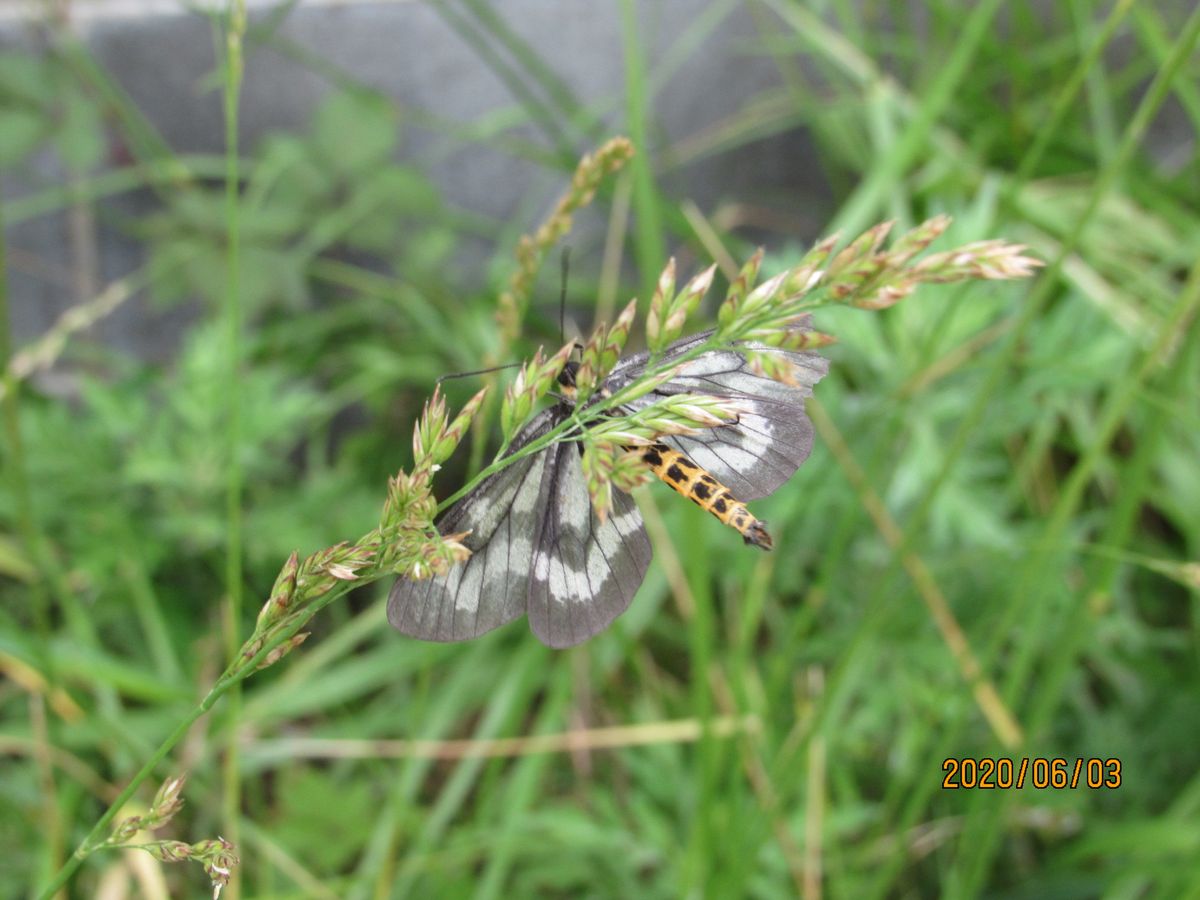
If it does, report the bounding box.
[341,167,440,252]
[253,133,332,212]
[273,768,374,872]
[238,244,307,310]
[0,536,37,583]
[311,90,397,176]
[0,51,53,105]
[147,236,215,306]
[54,88,106,171]
[0,109,45,165]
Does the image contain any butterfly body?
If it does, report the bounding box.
[637,442,773,549]
[389,327,827,648]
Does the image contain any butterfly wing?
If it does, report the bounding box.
[388,407,653,647]
[608,325,828,500]
[387,409,561,642]
[528,441,652,648]
[390,321,824,647]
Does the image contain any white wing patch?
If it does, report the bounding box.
[388,409,652,648]
[387,411,558,643]
[528,442,652,648]
[610,329,828,500]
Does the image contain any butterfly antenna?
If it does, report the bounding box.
[559,246,571,346]
[436,362,522,385]
[559,248,585,354]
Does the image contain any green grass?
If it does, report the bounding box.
[2,0,1200,897]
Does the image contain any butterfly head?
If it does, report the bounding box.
[556,358,580,403]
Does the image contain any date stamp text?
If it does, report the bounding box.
[942,757,1121,790]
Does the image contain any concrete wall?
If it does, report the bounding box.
[3,1,831,357]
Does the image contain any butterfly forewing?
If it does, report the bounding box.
[387,409,560,642]
[528,442,652,648]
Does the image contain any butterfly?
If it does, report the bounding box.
[388,325,828,648]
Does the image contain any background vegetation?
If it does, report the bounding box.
[2,1,1198,897]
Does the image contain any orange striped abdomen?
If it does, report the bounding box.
[637,442,773,550]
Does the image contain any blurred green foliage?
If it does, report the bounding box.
[2,1,1199,898]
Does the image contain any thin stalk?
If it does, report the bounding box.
[432,0,574,163]
[0,196,51,644]
[389,644,548,895]
[220,3,248,896]
[1068,0,1121,166]
[439,275,837,515]
[55,34,190,194]
[0,182,68,898]
[118,551,185,684]
[1130,5,1200,129]
[955,239,1200,900]
[37,688,224,898]
[456,0,596,143]
[765,0,1004,238]
[866,11,1200,895]
[36,570,360,899]
[471,661,573,899]
[1009,0,1134,187]
[893,1,1200,592]
[6,156,236,225]
[38,238,770,898]
[434,332,742,513]
[683,510,717,893]
[619,0,666,301]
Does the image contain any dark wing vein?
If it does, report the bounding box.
[387,409,560,642]
[527,442,652,648]
[606,325,828,500]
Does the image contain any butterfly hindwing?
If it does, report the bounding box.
[609,326,827,500]
[386,409,560,642]
[528,441,652,648]
[651,347,825,500]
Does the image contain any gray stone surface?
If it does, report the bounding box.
[2,2,825,357]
